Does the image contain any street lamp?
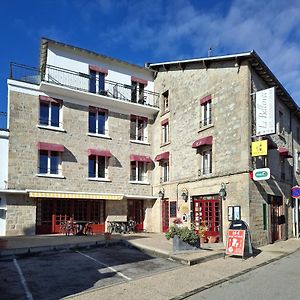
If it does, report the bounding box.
[219,183,227,200]
[181,188,189,202]
[158,188,165,200]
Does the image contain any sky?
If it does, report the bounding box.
[1,0,300,128]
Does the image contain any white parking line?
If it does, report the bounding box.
[76,251,132,281]
[13,258,34,300]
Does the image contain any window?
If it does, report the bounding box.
[161,160,169,182]
[89,107,108,136]
[297,127,300,143]
[162,90,169,111]
[88,155,108,179]
[89,66,107,95]
[278,111,284,134]
[39,97,61,128]
[130,115,147,142]
[131,81,145,104]
[130,161,146,182]
[38,150,61,175]
[296,152,300,173]
[161,119,169,144]
[200,148,212,175]
[280,159,285,180]
[200,96,212,127]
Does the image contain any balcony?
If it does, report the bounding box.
[10,63,159,109]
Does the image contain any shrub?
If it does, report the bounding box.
[165,225,199,246]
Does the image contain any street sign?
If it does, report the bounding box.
[291,186,300,198]
[251,140,268,157]
[226,229,245,257]
[253,168,270,181]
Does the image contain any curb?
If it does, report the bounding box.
[0,239,121,259]
[122,239,224,266]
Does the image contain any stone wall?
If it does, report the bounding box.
[6,194,36,236]
[7,91,153,196]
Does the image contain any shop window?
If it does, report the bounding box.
[88,155,108,179]
[130,115,148,142]
[38,150,62,175]
[89,107,108,136]
[130,161,147,182]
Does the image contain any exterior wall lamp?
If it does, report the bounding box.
[181,188,189,202]
[219,183,227,200]
[158,188,165,200]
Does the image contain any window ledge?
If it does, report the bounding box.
[37,125,66,132]
[160,109,170,117]
[160,141,170,148]
[130,140,150,146]
[36,174,65,179]
[87,177,111,182]
[87,133,111,140]
[129,181,150,185]
[198,123,214,132]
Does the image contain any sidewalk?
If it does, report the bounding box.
[0,233,224,265]
[67,238,300,300]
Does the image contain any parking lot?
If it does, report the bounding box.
[0,245,181,300]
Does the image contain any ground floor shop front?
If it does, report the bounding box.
[0,191,156,236]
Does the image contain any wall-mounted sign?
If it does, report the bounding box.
[251,140,268,157]
[255,87,275,136]
[228,206,241,221]
[253,168,270,181]
[291,186,300,198]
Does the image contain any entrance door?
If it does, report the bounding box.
[128,200,144,232]
[269,195,283,243]
[193,196,221,239]
[162,199,169,232]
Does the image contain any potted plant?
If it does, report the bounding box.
[199,225,207,244]
[165,224,200,251]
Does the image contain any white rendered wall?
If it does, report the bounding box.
[0,130,9,189]
[46,46,155,104]
[0,130,8,236]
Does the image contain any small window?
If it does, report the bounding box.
[200,101,212,127]
[296,152,300,173]
[162,90,169,111]
[130,116,147,142]
[161,120,169,144]
[88,155,108,179]
[297,127,300,143]
[89,108,108,136]
[170,201,177,218]
[199,148,212,175]
[39,100,61,128]
[280,159,285,180]
[130,161,146,182]
[161,160,169,182]
[278,111,284,134]
[38,150,61,175]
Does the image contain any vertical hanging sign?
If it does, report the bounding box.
[255,87,275,136]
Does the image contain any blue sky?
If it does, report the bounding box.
[1,0,300,127]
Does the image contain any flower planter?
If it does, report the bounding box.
[172,235,200,252]
[207,235,218,243]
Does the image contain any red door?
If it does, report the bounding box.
[128,200,144,232]
[162,199,169,232]
[269,196,283,243]
[193,196,220,238]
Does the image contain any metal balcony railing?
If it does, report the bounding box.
[10,63,159,108]
[0,112,8,129]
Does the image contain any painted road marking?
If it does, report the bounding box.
[76,251,132,281]
[13,258,34,300]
